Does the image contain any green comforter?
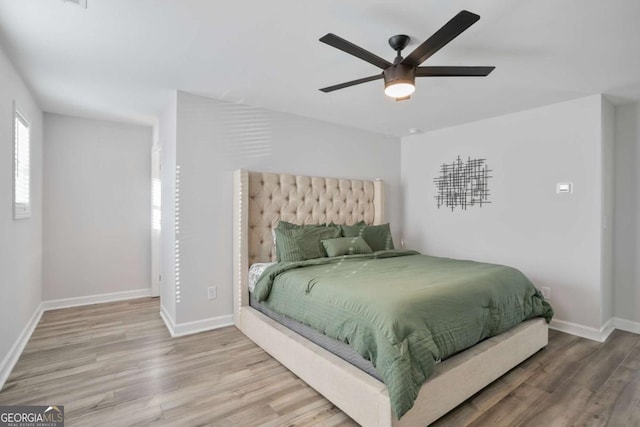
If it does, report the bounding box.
[254,250,553,419]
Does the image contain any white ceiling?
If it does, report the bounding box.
[1,0,639,136]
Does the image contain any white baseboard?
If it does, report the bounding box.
[613,317,640,335]
[0,302,44,391]
[159,304,177,337]
[160,306,233,338]
[42,288,152,311]
[549,317,615,343]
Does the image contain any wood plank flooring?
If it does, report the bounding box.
[0,298,638,426]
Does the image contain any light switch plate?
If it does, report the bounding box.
[556,182,573,194]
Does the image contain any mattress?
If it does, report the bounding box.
[249,292,381,381]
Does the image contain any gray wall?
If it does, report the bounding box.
[0,45,43,378]
[162,91,401,324]
[401,95,608,330]
[613,102,640,323]
[43,113,152,300]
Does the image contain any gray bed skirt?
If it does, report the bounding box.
[249,293,381,381]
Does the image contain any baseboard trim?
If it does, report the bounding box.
[0,302,44,392]
[613,317,640,335]
[173,314,234,337]
[159,307,233,338]
[549,318,615,342]
[42,288,152,311]
[159,305,177,337]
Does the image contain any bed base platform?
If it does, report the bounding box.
[238,306,547,427]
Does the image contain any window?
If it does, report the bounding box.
[14,105,30,219]
[151,146,161,231]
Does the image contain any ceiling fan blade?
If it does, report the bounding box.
[320,33,392,69]
[403,10,480,67]
[319,74,383,93]
[415,66,495,77]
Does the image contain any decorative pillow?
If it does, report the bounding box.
[248,262,276,293]
[321,236,373,257]
[275,224,341,262]
[361,223,395,251]
[274,227,302,262]
[276,220,301,230]
[274,221,302,261]
[340,220,367,237]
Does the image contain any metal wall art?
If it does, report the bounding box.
[434,156,492,211]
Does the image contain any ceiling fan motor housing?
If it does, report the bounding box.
[383,63,416,88]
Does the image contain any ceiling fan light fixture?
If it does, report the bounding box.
[384,82,415,98]
[383,63,416,99]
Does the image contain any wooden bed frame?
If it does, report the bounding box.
[232,169,547,426]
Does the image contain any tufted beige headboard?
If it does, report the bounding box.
[247,171,382,265]
[233,169,384,322]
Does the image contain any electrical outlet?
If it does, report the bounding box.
[208,286,217,300]
[541,287,551,299]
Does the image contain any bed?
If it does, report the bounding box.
[233,169,550,426]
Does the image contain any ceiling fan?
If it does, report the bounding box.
[319,10,495,101]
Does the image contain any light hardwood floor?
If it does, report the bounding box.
[0,298,638,426]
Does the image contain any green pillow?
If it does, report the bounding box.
[362,223,395,251]
[274,227,302,262]
[275,224,341,262]
[275,221,302,261]
[340,220,367,237]
[274,221,319,261]
[321,237,373,257]
[276,220,301,230]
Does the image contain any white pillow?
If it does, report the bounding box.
[248,262,276,293]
